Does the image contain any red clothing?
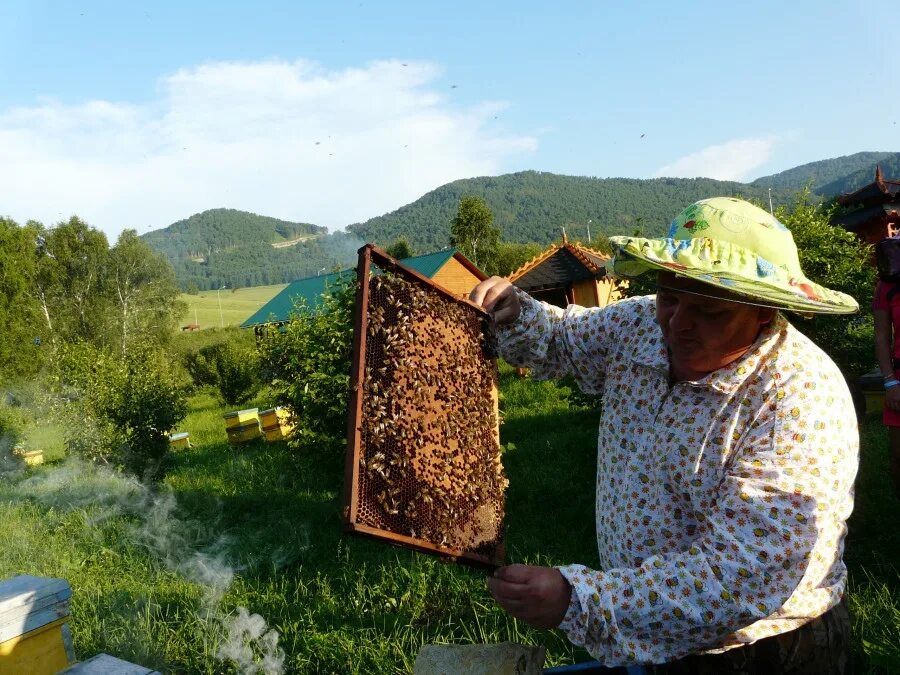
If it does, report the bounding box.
[873,280,900,359]
[873,280,900,426]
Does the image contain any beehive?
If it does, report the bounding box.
[223,409,261,444]
[12,445,43,466]
[168,432,191,450]
[260,407,294,442]
[60,653,161,674]
[0,576,74,675]
[344,244,506,569]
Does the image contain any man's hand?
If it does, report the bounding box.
[887,385,900,412]
[486,564,572,629]
[469,277,521,326]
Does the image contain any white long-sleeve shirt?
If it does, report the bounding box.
[497,292,858,666]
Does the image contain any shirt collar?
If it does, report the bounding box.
[629,313,786,394]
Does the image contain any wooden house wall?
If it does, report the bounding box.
[572,279,599,306]
[431,259,483,297]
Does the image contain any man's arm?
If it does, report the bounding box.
[488,380,858,665]
[469,276,632,392]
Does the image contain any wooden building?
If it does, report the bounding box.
[241,248,486,330]
[832,166,900,245]
[508,235,625,309]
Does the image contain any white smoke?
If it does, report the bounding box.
[4,458,289,673]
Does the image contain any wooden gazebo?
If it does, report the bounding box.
[832,166,900,245]
[508,234,625,309]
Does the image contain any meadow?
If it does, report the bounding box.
[178,285,287,330]
[0,364,897,673]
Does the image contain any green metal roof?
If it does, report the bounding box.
[241,248,458,328]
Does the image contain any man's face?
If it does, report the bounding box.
[655,272,775,382]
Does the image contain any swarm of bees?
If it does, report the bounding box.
[353,270,506,560]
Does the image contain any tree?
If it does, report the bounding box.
[108,229,183,354]
[450,196,500,273]
[777,190,876,377]
[0,218,42,379]
[385,238,413,260]
[30,217,112,348]
[492,241,543,278]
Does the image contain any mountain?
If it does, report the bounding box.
[141,209,363,291]
[346,171,800,252]
[751,151,900,195]
[146,152,900,290]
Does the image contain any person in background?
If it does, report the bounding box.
[872,268,900,499]
[470,198,860,674]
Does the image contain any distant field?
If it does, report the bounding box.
[177,284,286,330]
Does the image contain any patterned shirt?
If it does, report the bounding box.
[497,292,858,666]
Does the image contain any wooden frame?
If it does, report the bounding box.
[343,244,504,570]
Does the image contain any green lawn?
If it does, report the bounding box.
[178,285,286,331]
[0,366,897,673]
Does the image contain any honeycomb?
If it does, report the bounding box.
[345,248,506,568]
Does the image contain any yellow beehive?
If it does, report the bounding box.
[259,407,294,442]
[168,432,191,450]
[0,576,74,675]
[223,408,260,430]
[12,445,43,467]
[226,421,261,445]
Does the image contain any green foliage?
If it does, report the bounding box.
[258,280,356,451]
[777,190,876,377]
[181,329,262,404]
[54,343,187,480]
[348,171,802,254]
[450,195,501,272]
[493,241,543,278]
[752,151,900,195]
[385,238,413,259]
[141,208,349,291]
[0,218,43,380]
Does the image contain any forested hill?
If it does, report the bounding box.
[141,209,363,291]
[751,151,900,194]
[346,172,799,252]
[143,208,326,258]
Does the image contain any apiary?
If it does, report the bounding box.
[0,575,75,674]
[344,244,506,569]
[12,445,43,466]
[260,407,294,442]
[167,432,191,450]
[223,409,261,444]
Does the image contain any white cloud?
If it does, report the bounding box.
[1,59,536,239]
[655,137,776,181]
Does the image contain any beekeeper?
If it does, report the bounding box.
[470,197,859,674]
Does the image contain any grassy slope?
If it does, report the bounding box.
[178,285,286,330]
[0,367,897,673]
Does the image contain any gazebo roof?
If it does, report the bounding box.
[837,166,900,207]
[508,239,611,292]
[831,203,900,232]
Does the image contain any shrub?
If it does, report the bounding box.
[180,328,262,404]
[54,343,188,480]
[258,279,355,452]
[777,191,875,378]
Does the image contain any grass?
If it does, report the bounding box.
[178,285,286,330]
[0,367,897,673]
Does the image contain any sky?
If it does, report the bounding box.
[1,0,897,239]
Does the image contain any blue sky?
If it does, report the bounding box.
[2,0,896,238]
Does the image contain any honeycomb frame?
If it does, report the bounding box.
[343,244,506,569]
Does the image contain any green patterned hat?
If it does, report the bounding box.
[608,197,859,314]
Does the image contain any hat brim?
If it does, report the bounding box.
[609,236,859,315]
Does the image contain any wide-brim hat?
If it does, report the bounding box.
[608,197,859,315]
